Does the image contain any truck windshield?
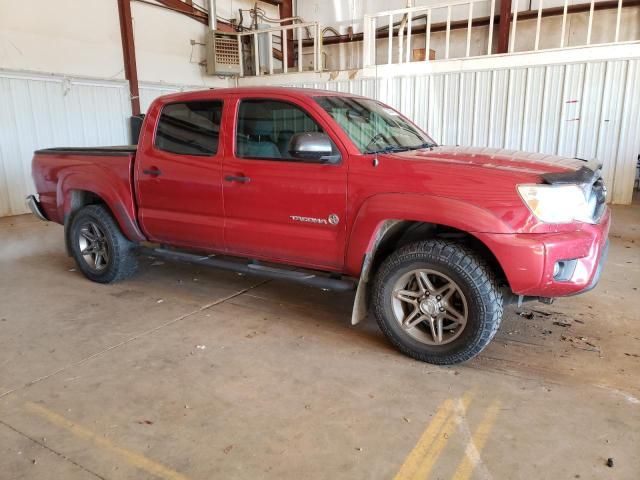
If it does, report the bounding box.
[314,96,436,154]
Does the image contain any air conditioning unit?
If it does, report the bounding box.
[205,31,241,75]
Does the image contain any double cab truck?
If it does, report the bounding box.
[27,87,610,365]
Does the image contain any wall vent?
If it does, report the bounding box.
[205,31,241,75]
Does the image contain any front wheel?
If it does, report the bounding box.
[69,205,138,283]
[372,240,503,365]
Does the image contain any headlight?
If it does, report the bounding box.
[517,184,592,223]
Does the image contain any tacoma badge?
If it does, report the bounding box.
[290,215,328,224]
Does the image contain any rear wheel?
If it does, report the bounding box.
[372,240,503,365]
[69,205,138,283]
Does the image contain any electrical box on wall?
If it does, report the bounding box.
[205,31,241,75]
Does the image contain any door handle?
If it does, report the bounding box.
[143,167,162,177]
[224,175,251,184]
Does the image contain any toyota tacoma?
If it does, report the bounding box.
[27,87,610,365]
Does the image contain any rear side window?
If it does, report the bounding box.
[155,101,222,156]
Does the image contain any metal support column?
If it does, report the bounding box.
[117,0,141,117]
[497,0,512,54]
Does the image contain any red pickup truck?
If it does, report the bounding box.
[28,87,609,365]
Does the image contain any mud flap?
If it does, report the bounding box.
[351,253,372,325]
[351,220,401,325]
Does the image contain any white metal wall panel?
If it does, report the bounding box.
[504,69,527,150]
[335,80,352,94]
[399,77,416,124]
[139,85,181,113]
[0,73,130,217]
[596,60,628,199]
[413,76,429,133]
[281,57,639,203]
[614,59,640,204]
[557,63,586,158]
[442,74,460,146]
[3,58,638,218]
[538,65,565,154]
[0,71,203,217]
[472,71,491,146]
[521,67,545,152]
[488,70,509,149]
[139,83,205,113]
[428,75,444,143]
[576,61,606,161]
[457,72,475,147]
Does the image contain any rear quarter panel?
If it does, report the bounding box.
[32,152,144,241]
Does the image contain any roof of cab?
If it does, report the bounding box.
[155,86,361,103]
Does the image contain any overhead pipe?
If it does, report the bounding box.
[208,0,217,30]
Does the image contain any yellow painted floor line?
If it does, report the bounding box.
[394,398,454,480]
[412,392,474,479]
[25,402,190,480]
[394,391,474,480]
[451,400,502,480]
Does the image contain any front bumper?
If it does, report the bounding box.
[569,239,608,295]
[25,195,48,221]
[477,208,610,297]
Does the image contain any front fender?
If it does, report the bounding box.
[345,193,512,276]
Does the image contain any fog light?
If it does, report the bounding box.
[553,259,578,281]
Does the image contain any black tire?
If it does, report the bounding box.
[372,240,503,365]
[69,205,138,283]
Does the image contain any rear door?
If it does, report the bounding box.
[222,94,348,270]
[135,98,226,250]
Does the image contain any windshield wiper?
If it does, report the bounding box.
[365,145,411,154]
[365,142,437,154]
[405,142,437,151]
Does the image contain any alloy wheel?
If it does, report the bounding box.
[391,269,468,345]
[78,221,110,271]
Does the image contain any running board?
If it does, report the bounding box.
[149,248,357,292]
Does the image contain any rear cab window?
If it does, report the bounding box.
[155,101,223,156]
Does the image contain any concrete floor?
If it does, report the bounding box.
[1,205,638,480]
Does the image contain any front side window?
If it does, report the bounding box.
[155,101,222,156]
[314,96,435,154]
[236,99,339,162]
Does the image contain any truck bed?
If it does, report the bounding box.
[31,146,143,241]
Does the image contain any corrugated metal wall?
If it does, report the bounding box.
[0,71,192,217]
[2,59,638,217]
[283,59,640,204]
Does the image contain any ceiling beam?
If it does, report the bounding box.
[134,0,235,31]
[152,0,208,24]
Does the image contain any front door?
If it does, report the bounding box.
[135,99,226,251]
[222,96,348,270]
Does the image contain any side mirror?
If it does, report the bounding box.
[288,132,339,163]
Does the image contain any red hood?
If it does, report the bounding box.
[392,146,589,177]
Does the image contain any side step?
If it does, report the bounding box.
[148,248,357,292]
